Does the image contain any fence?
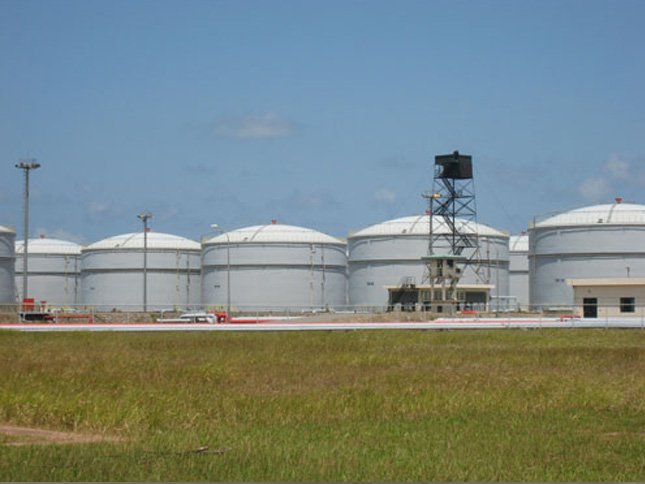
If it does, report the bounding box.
[3,300,645,326]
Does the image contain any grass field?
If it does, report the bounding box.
[2,328,645,481]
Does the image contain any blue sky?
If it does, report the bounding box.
[1,0,644,243]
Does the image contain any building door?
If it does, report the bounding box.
[583,298,598,318]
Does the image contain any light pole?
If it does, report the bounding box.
[15,159,41,302]
[137,213,153,312]
[210,224,231,317]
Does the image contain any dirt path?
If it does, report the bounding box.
[0,424,125,446]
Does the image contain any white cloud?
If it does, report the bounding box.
[208,186,240,203]
[373,188,397,204]
[578,177,611,202]
[89,202,110,216]
[214,113,299,139]
[85,201,126,224]
[159,206,180,220]
[605,155,630,180]
[183,163,215,174]
[76,183,92,194]
[270,189,340,211]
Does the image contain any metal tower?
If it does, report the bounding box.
[421,151,484,312]
[425,151,479,257]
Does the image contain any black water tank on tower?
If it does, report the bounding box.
[435,151,473,179]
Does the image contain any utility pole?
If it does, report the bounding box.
[15,159,41,302]
[137,213,153,312]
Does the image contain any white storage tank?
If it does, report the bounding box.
[348,214,510,308]
[0,225,16,304]
[529,199,645,310]
[509,233,529,310]
[15,237,81,307]
[201,223,347,312]
[81,232,201,311]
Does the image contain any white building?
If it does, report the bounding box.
[569,278,645,319]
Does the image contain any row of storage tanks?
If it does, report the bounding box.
[1,199,644,311]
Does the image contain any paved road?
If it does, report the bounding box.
[2,317,645,332]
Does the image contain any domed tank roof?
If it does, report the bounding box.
[349,214,507,239]
[533,200,645,228]
[204,223,345,245]
[16,237,81,255]
[509,233,529,252]
[84,232,200,251]
[0,225,15,234]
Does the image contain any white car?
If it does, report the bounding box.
[157,312,218,324]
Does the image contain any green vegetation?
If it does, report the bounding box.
[2,329,645,481]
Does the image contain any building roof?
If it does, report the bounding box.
[509,233,529,252]
[533,201,645,228]
[568,278,645,287]
[384,284,496,290]
[349,214,507,239]
[84,232,200,251]
[16,238,81,255]
[204,224,345,245]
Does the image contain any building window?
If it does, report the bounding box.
[620,297,636,313]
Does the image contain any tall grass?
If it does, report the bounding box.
[2,329,645,481]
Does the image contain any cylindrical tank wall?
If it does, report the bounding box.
[15,239,81,306]
[0,226,15,304]
[529,224,645,308]
[509,235,529,310]
[15,256,80,306]
[81,248,201,310]
[202,242,347,311]
[348,232,509,307]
